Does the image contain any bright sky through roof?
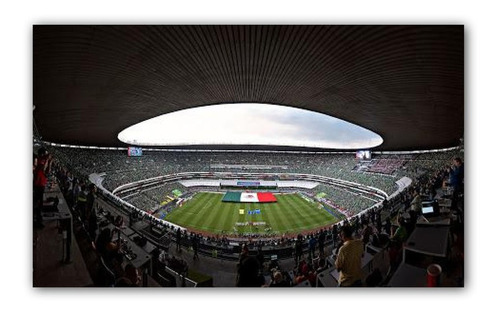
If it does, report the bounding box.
[117,103,383,149]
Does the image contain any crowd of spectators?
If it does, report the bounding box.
[312,184,377,215]
[50,147,399,194]
[354,158,407,176]
[50,147,461,186]
[123,182,185,213]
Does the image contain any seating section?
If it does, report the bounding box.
[37,145,463,287]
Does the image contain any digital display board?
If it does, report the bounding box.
[128,147,143,157]
[236,181,261,187]
[355,150,371,160]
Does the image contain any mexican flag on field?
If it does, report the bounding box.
[222,192,277,203]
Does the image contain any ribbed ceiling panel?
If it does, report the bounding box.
[33,25,463,150]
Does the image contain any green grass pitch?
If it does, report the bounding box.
[163,192,345,236]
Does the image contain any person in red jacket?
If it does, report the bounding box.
[33,148,52,228]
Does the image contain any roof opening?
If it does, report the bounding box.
[117,103,383,149]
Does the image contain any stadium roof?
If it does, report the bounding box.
[33,25,463,151]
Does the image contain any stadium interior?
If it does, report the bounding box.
[32,25,464,288]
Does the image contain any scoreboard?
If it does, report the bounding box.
[128,147,143,157]
[355,150,371,160]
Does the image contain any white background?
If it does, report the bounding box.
[0,1,496,314]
